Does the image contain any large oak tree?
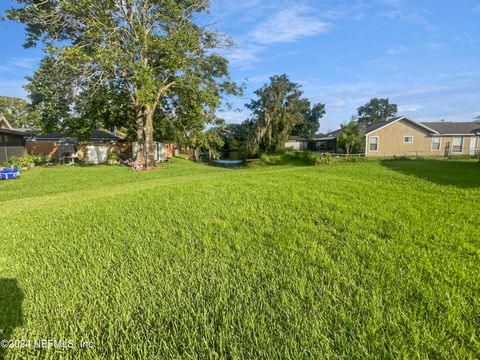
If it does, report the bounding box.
[247,74,324,153]
[357,98,397,125]
[7,0,237,166]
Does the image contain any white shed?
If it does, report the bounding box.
[132,142,168,162]
[84,145,109,164]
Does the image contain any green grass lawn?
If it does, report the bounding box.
[0,158,479,359]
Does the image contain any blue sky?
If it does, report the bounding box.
[0,0,479,132]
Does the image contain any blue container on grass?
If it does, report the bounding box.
[1,168,20,180]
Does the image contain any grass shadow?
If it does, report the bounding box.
[0,279,24,360]
[381,159,480,188]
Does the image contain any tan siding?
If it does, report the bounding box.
[365,119,475,157]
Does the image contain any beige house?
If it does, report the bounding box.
[285,136,308,150]
[365,116,480,157]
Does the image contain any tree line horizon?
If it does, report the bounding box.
[2,1,406,160]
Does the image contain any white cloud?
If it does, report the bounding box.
[397,104,423,112]
[250,6,330,45]
[426,42,448,50]
[0,79,28,98]
[378,0,437,32]
[223,3,331,68]
[217,110,248,124]
[296,69,480,131]
[387,45,410,56]
[245,74,271,84]
[0,57,39,76]
[329,99,349,110]
[10,57,38,69]
[227,45,262,68]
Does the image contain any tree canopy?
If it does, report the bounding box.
[247,74,324,153]
[26,55,134,139]
[291,102,325,139]
[7,0,239,166]
[337,117,365,155]
[0,96,40,129]
[357,98,397,124]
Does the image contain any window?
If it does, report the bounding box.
[403,136,414,143]
[369,136,379,151]
[431,137,441,151]
[452,136,463,153]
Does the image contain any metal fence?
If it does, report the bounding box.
[316,145,480,158]
[317,153,365,157]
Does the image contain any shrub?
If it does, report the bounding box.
[316,154,332,166]
[4,155,51,169]
[6,155,33,168]
[108,151,120,164]
[341,156,368,163]
[33,155,53,165]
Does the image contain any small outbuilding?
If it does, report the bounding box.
[0,128,29,163]
[132,142,176,162]
[28,129,125,164]
[0,115,35,163]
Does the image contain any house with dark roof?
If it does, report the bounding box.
[27,129,125,164]
[0,127,29,163]
[285,136,309,150]
[0,115,36,163]
[364,117,479,157]
[31,129,123,143]
[310,116,480,157]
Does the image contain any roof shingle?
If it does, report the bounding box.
[33,130,123,142]
[420,122,480,135]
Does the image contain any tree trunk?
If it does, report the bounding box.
[135,106,145,163]
[144,107,155,168]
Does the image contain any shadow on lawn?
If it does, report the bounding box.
[0,279,24,360]
[381,159,480,188]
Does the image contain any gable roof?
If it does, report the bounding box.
[364,116,405,134]
[287,136,308,141]
[33,129,123,142]
[0,116,13,130]
[0,127,31,137]
[0,116,40,135]
[90,129,123,141]
[420,122,480,135]
[315,117,480,140]
[364,116,440,135]
[33,132,64,141]
[316,116,436,139]
[314,129,343,140]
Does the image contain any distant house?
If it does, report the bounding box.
[310,130,343,153]
[28,129,125,164]
[0,115,35,163]
[311,116,480,157]
[285,136,309,150]
[0,127,29,163]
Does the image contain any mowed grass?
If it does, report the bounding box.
[0,158,479,359]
